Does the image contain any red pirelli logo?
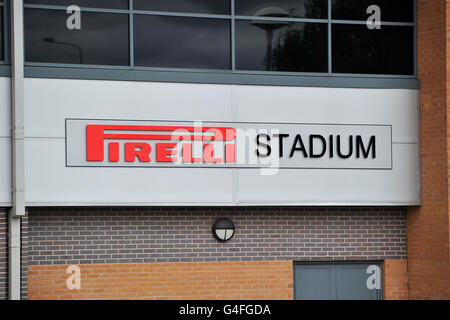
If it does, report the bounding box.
[86,124,237,164]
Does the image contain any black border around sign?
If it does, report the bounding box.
[64,118,394,170]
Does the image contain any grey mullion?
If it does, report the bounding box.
[22,61,418,78]
[328,0,331,74]
[24,66,420,88]
[24,61,131,70]
[2,0,6,63]
[4,0,9,63]
[129,0,134,68]
[231,0,235,71]
[132,10,231,20]
[23,4,130,14]
[332,265,338,300]
[413,0,417,77]
[235,70,330,77]
[133,66,233,74]
[235,70,416,79]
[235,15,327,23]
[331,19,414,26]
[328,72,416,79]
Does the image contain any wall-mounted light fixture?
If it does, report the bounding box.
[212,218,235,242]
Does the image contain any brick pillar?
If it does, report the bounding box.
[384,260,408,300]
[408,0,450,299]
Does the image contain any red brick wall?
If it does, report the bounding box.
[446,0,450,286]
[408,0,450,300]
[28,260,408,300]
[28,261,293,300]
[384,260,408,300]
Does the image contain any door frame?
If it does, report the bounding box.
[293,261,384,300]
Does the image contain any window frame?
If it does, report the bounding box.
[10,0,419,88]
[293,261,384,300]
[0,1,8,62]
[0,0,11,77]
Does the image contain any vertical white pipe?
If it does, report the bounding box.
[9,0,25,300]
[8,216,21,299]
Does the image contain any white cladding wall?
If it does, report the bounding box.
[0,78,11,206]
[0,77,420,206]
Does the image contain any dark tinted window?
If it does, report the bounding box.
[24,0,129,9]
[21,1,416,76]
[25,9,129,65]
[332,0,413,22]
[236,0,327,19]
[0,7,3,61]
[236,21,327,72]
[332,24,414,75]
[134,0,229,15]
[134,15,230,69]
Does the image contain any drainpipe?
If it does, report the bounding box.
[9,0,25,300]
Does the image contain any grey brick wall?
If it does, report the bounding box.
[0,209,6,299]
[21,214,28,300]
[27,206,407,266]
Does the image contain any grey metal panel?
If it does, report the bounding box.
[24,67,420,89]
[0,65,10,77]
[294,263,382,300]
[294,265,335,300]
[336,264,380,300]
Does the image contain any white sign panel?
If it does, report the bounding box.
[66,119,392,170]
[22,78,420,206]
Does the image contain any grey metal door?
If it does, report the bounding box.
[294,263,382,300]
